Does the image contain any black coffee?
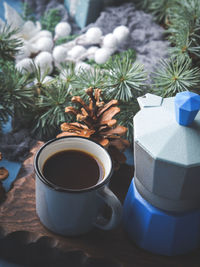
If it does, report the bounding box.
[42,149,104,190]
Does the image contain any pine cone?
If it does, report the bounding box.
[57,88,130,169]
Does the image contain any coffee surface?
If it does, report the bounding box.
[42,150,104,190]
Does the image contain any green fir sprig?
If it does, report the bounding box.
[41,8,62,33]
[32,80,72,140]
[104,53,146,102]
[0,26,23,62]
[0,62,34,128]
[152,56,200,97]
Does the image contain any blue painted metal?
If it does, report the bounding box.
[123,178,200,256]
[175,91,200,126]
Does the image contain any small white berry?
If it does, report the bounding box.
[102,33,118,49]
[53,46,67,63]
[35,51,53,69]
[94,48,111,64]
[68,45,86,59]
[16,45,31,61]
[113,25,129,44]
[36,37,54,52]
[55,22,71,39]
[16,58,33,73]
[86,46,99,60]
[29,30,52,43]
[85,27,102,44]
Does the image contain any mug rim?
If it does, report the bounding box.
[34,136,114,193]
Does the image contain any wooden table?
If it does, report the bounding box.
[0,142,199,267]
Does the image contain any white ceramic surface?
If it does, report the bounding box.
[35,136,122,236]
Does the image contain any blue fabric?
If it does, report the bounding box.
[1,117,22,192]
[0,160,21,192]
[2,116,12,134]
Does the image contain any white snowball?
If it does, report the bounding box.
[53,46,67,63]
[29,30,52,43]
[102,33,118,49]
[16,58,33,73]
[34,51,53,69]
[36,37,54,52]
[40,64,53,76]
[86,46,99,60]
[68,45,86,59]
[75,62,91,73]
[113,25,130,44]
[16,45,31,61]
[36,30,52,39]
[85,27,102,44]
[55,22,71,39]
[94,48,111,64]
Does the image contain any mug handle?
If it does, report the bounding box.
[94,185,122,230]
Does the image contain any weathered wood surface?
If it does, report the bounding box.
[0,143,199,266]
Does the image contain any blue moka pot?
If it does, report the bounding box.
[123,91,200,256]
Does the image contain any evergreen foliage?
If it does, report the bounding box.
[0,26,23,62]
[134,0,200,96]
[21,2,36,22]
[41,8,62,33]
[0,61,34,129]
[1,2,200,142]
[152,56,200,97]
[31,80,72,139]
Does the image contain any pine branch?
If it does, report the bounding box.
[59,62,78,88]
[103,52,147,102]
[41,8,62,33]
[167,0,200,59]
[116,101,140,143]
[0,25,23,62]
[21,2,36,22]
[134,0,178,23]
[31,80,72,140]
[72,67,108,100]
[0,62,34,129]
[152,56,200,97]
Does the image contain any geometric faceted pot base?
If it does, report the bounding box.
[122,178,200,256]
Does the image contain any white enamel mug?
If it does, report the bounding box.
[34,136,122,236]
